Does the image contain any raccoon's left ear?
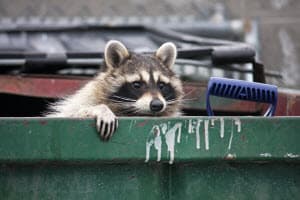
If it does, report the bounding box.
[104,40,130,69]
[155,42,177,69]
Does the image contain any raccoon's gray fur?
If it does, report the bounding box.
[46,40,183,140]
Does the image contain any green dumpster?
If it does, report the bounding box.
[0,117,299,199]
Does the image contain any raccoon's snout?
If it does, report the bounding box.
[150,99,164,112]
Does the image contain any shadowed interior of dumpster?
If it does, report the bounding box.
[0,93,264,117]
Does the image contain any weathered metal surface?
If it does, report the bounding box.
[0,163,298,200]
[1,75,300,115]
[0,75,88,98]
[0,117,300,162]
[0,117,299,163]
[0,117,299,199]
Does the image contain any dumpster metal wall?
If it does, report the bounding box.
[0,117,299,199]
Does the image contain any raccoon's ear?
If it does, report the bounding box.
[155,42,177,69]
[104,40,130,69]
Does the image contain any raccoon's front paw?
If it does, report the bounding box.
[94,105,118,141]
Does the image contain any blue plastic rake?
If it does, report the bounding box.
[206,77,278,116]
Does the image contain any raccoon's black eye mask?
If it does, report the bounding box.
[109,79,177,103]
[131,81,145,90]
[158,82,176,101]
[109,82,143,102]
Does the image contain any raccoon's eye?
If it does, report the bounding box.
[158,82,166,90]
[132,81,143,89]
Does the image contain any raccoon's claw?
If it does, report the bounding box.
[97,118,118,141]
[95,105,118,141]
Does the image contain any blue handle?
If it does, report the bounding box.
[206,77,278,116]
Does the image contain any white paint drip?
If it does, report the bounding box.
[204,120,209,150]
[187,119,202,149]
[154,131,162,162]
[211,119,216,126]
[176,123,182,144]
[220,117,224,138]
[160,123,168,134]
[165,123,182,164]
[145,125,161,163]
[260,153,272,157]
[228,120,234,150]
[284,153,300,158]
[188,119,193,134]
[234,118,241,133]
[145,140,153,163]
[196,120,202,149]
[188,119,198,134]
[129,120,134,133]
[145,118,243,164]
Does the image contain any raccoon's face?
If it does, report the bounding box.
[102,40,183,116]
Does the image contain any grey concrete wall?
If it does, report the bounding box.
[0,0,299,89]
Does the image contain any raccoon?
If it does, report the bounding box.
[46,40,183,140]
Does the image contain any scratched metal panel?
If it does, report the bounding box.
[0,117,299,199]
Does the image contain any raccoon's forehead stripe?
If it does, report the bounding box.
[159,75,170,84]
[152,71,170,83]
[152,71,160,83]
[140,70,150,83]
[125,74,140,82]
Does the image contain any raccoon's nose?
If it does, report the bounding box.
[150,99,164,112]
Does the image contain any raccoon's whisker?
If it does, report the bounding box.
[111,100,132,104]
[110,95,137,102]
[176,90,198,102]
[182,88,198,98]
[167,101,180,105]
[166,99,182,105]
[166,97,182,102]
[111,102,134,108]
[120,106,142,115]
[167,98,198,104]
[167,99,179,103]
[182,98,199,102]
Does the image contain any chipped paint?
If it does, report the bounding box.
[225,153,236,160]
[284,153,300,158]
[260,153,272,157]
[137,120,148,127]
[39,120,48,126]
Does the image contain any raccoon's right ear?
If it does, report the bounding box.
[104,40,130,69]
[155,42,177,69]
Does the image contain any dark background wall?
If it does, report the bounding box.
[0,0,299,89]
